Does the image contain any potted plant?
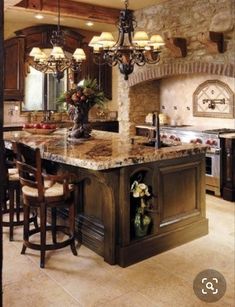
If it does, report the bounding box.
[130,180,152,238]
[57,78,106,139]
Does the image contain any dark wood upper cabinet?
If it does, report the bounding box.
[4,37,25,100]
[15,25,84,54]
[75,42,112,100]
[4,25,112,101]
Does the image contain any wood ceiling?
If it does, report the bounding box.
[4,0,165,39]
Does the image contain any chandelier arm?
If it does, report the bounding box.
[103,51,118,67]
[125,0,129,10]
[31,63,48,73]
[89,0,164,80]
[92,53,106,66]
[144,50,161,64]
[135,61,146,67]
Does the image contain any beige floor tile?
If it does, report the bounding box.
[3,273,82,307]
[97,291,158,307]
[2,195,235,307]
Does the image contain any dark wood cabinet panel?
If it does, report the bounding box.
[221,137,235,201]
[75,42,112,100]
[4,37,25,100]
[15,25,84,53]
[91,121,118,132]
[15,25,112,101]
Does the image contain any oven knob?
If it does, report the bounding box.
[162,134,167,138]
[206,139,212,145]
[211,140,218,146]
[175,137,181,142]
[169,135,175,139]
[190,139,195,144]
[195,138,202,144]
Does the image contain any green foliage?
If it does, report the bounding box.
[56,78,107,110]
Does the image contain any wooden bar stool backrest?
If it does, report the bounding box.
[2,143,31,241]
[14,141,77,268]
[14,142,45,202]
[15,142,71,203]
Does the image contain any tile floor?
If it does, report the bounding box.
[2,194,235,307]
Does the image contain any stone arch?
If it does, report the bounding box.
[128,61,235,87]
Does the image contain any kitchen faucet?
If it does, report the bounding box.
[154,112,161,149]
[147,112,161,149]
[43,110,53,122]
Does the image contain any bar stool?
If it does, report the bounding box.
[15,142,77,268]
[2,146,37,241]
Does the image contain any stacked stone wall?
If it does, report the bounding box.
[117,0,235,136]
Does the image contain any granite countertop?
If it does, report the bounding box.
[4,129,207,171]
[4,124,24,128]
[219,133,235,139]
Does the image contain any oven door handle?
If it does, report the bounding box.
[208,148,221,155]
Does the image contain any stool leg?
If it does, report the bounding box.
[21,204,30,254]
[33,209,39,229]
[40,203,47,268]
[9,187,14,241]
[69,201,77,256]
[16,185,21,222]
[51,207,57,244]
[3,188,7,211]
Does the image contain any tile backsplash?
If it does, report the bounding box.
[4,101,28,125]
[160,74,235,128]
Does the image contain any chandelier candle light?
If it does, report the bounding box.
[89,0,165,80]
[29,0,86,81]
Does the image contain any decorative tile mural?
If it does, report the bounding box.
[193,80,234,118]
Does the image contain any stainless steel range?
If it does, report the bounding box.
[160,126,235,196]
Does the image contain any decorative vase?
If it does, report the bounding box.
[69,105,92,139]
[134,198,151,238]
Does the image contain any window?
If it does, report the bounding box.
[23,66,68,111]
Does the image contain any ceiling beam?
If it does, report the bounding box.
[15,0,121,24]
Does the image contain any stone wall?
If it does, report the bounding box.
[117,0,235,136]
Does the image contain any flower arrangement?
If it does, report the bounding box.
[130,179,152,238]
[57,78,105,119]
[130,181,151,199]
[57,79,106,139]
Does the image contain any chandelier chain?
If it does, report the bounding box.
[29,0,86,81]
[57,0,61,31]
[124,0,129,9]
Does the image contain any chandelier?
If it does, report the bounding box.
[89,0,165,80]
[29,0,86,81]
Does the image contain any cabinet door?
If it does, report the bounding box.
[4,37,25,100]
[75,43,112,100]
[157,160,203,233]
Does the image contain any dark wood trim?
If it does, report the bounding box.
[15,25,84,54]
[4,37,25,100]
[117,219,208,267]
[0,0,4,303]
[221,138,235,201]
[16,0,120,24]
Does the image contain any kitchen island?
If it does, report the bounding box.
[4,129,208,267]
